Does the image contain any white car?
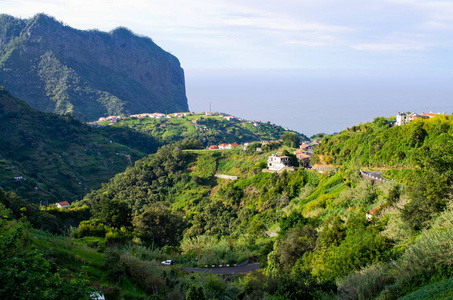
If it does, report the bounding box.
[161,260,173,266]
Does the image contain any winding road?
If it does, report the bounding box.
[182,262,260,274]
[360,170,390,182]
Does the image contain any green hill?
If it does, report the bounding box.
[97,112,309,146]
[0,86,159,203]
[74,116,453,299]
[2,110,453,299]
[0,13,188,121]
[314,115,453,169]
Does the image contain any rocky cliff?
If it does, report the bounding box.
[0,14,189,120]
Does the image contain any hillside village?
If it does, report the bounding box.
[91,111,255,126]
[395,111,445,126]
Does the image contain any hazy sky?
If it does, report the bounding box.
[2,1,453,135]
[3,0,453,70]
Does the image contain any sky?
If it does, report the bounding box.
[2,0,453,135]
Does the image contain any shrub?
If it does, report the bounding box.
[103,249,125,283]
[337,263,393,300]
[123,255,165,295]
[74,219,107,238]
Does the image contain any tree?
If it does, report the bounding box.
[92,198,132,229]
[278,211,307,234]
[186,286,206,300]
[402,142,453,230]
[246,142,262,154]
[133,203,186,247]
[103,249,125,283]
[387,185,401,206]
[373,117,388,129]
[408,122,427,147]
[282,150,298,167]
[281,132,300,148]
[277,225,317,271]
[268,225,317,274]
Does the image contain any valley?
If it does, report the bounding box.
[0,12,452,300]
[2,108,453,299]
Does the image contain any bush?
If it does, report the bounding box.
[103,249,125,283]
[123,255,165,295]
[74,219,107,238]
[337,263,393,300]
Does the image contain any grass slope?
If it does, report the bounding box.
[0,86,158,203]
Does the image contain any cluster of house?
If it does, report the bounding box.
[396,112,445,126]
[204,112,243,122]
[94,112,180,125]
[267,141,319,171]
[4,165,25,181]
[207,143,241,150]
[88,112,269,138]
[206,140,280,151]
[92,111,250,125]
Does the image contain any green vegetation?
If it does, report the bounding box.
[399,277,453,300]
[315,115,453,170]
[0,86,159,204]
[103,112,308,147]
[2,101,453,298]
[5,12,452,298]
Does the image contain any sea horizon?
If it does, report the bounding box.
[185,68,453,137]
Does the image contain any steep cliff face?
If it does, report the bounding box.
[0,14,189,120]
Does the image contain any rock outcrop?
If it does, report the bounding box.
[0,14,189,120]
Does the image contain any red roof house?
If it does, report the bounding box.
[56,201,70,209]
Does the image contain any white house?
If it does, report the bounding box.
[224,115,236,121]
[396,111,442,126]
[268,154,291,171]
[56,201,70,209]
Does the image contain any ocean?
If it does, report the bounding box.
[185,68,453,137]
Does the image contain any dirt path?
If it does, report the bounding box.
[182,262,260,274]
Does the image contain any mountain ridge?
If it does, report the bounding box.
[0,13,188,120]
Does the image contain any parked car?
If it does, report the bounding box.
[161,260,174,266]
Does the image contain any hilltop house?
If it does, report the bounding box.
[268,154,291,171]
[56,201,70,209]
[294,149,311,167]
[396,112,444,126]
[224,115,237,121]
[300,143,312,151]
[297,153,311,168]
[366,205,382,221]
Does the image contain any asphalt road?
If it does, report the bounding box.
[182,262,260,274]
[362,171,387,181]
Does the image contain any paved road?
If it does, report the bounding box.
[182,262,260,274]
[361,170,388,182]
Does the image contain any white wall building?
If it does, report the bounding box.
[268,154,290,171]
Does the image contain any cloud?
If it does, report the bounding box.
[223,13,350,33]
[287,40,329,47]
[1,0,451,69]
[352,42,428,51]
